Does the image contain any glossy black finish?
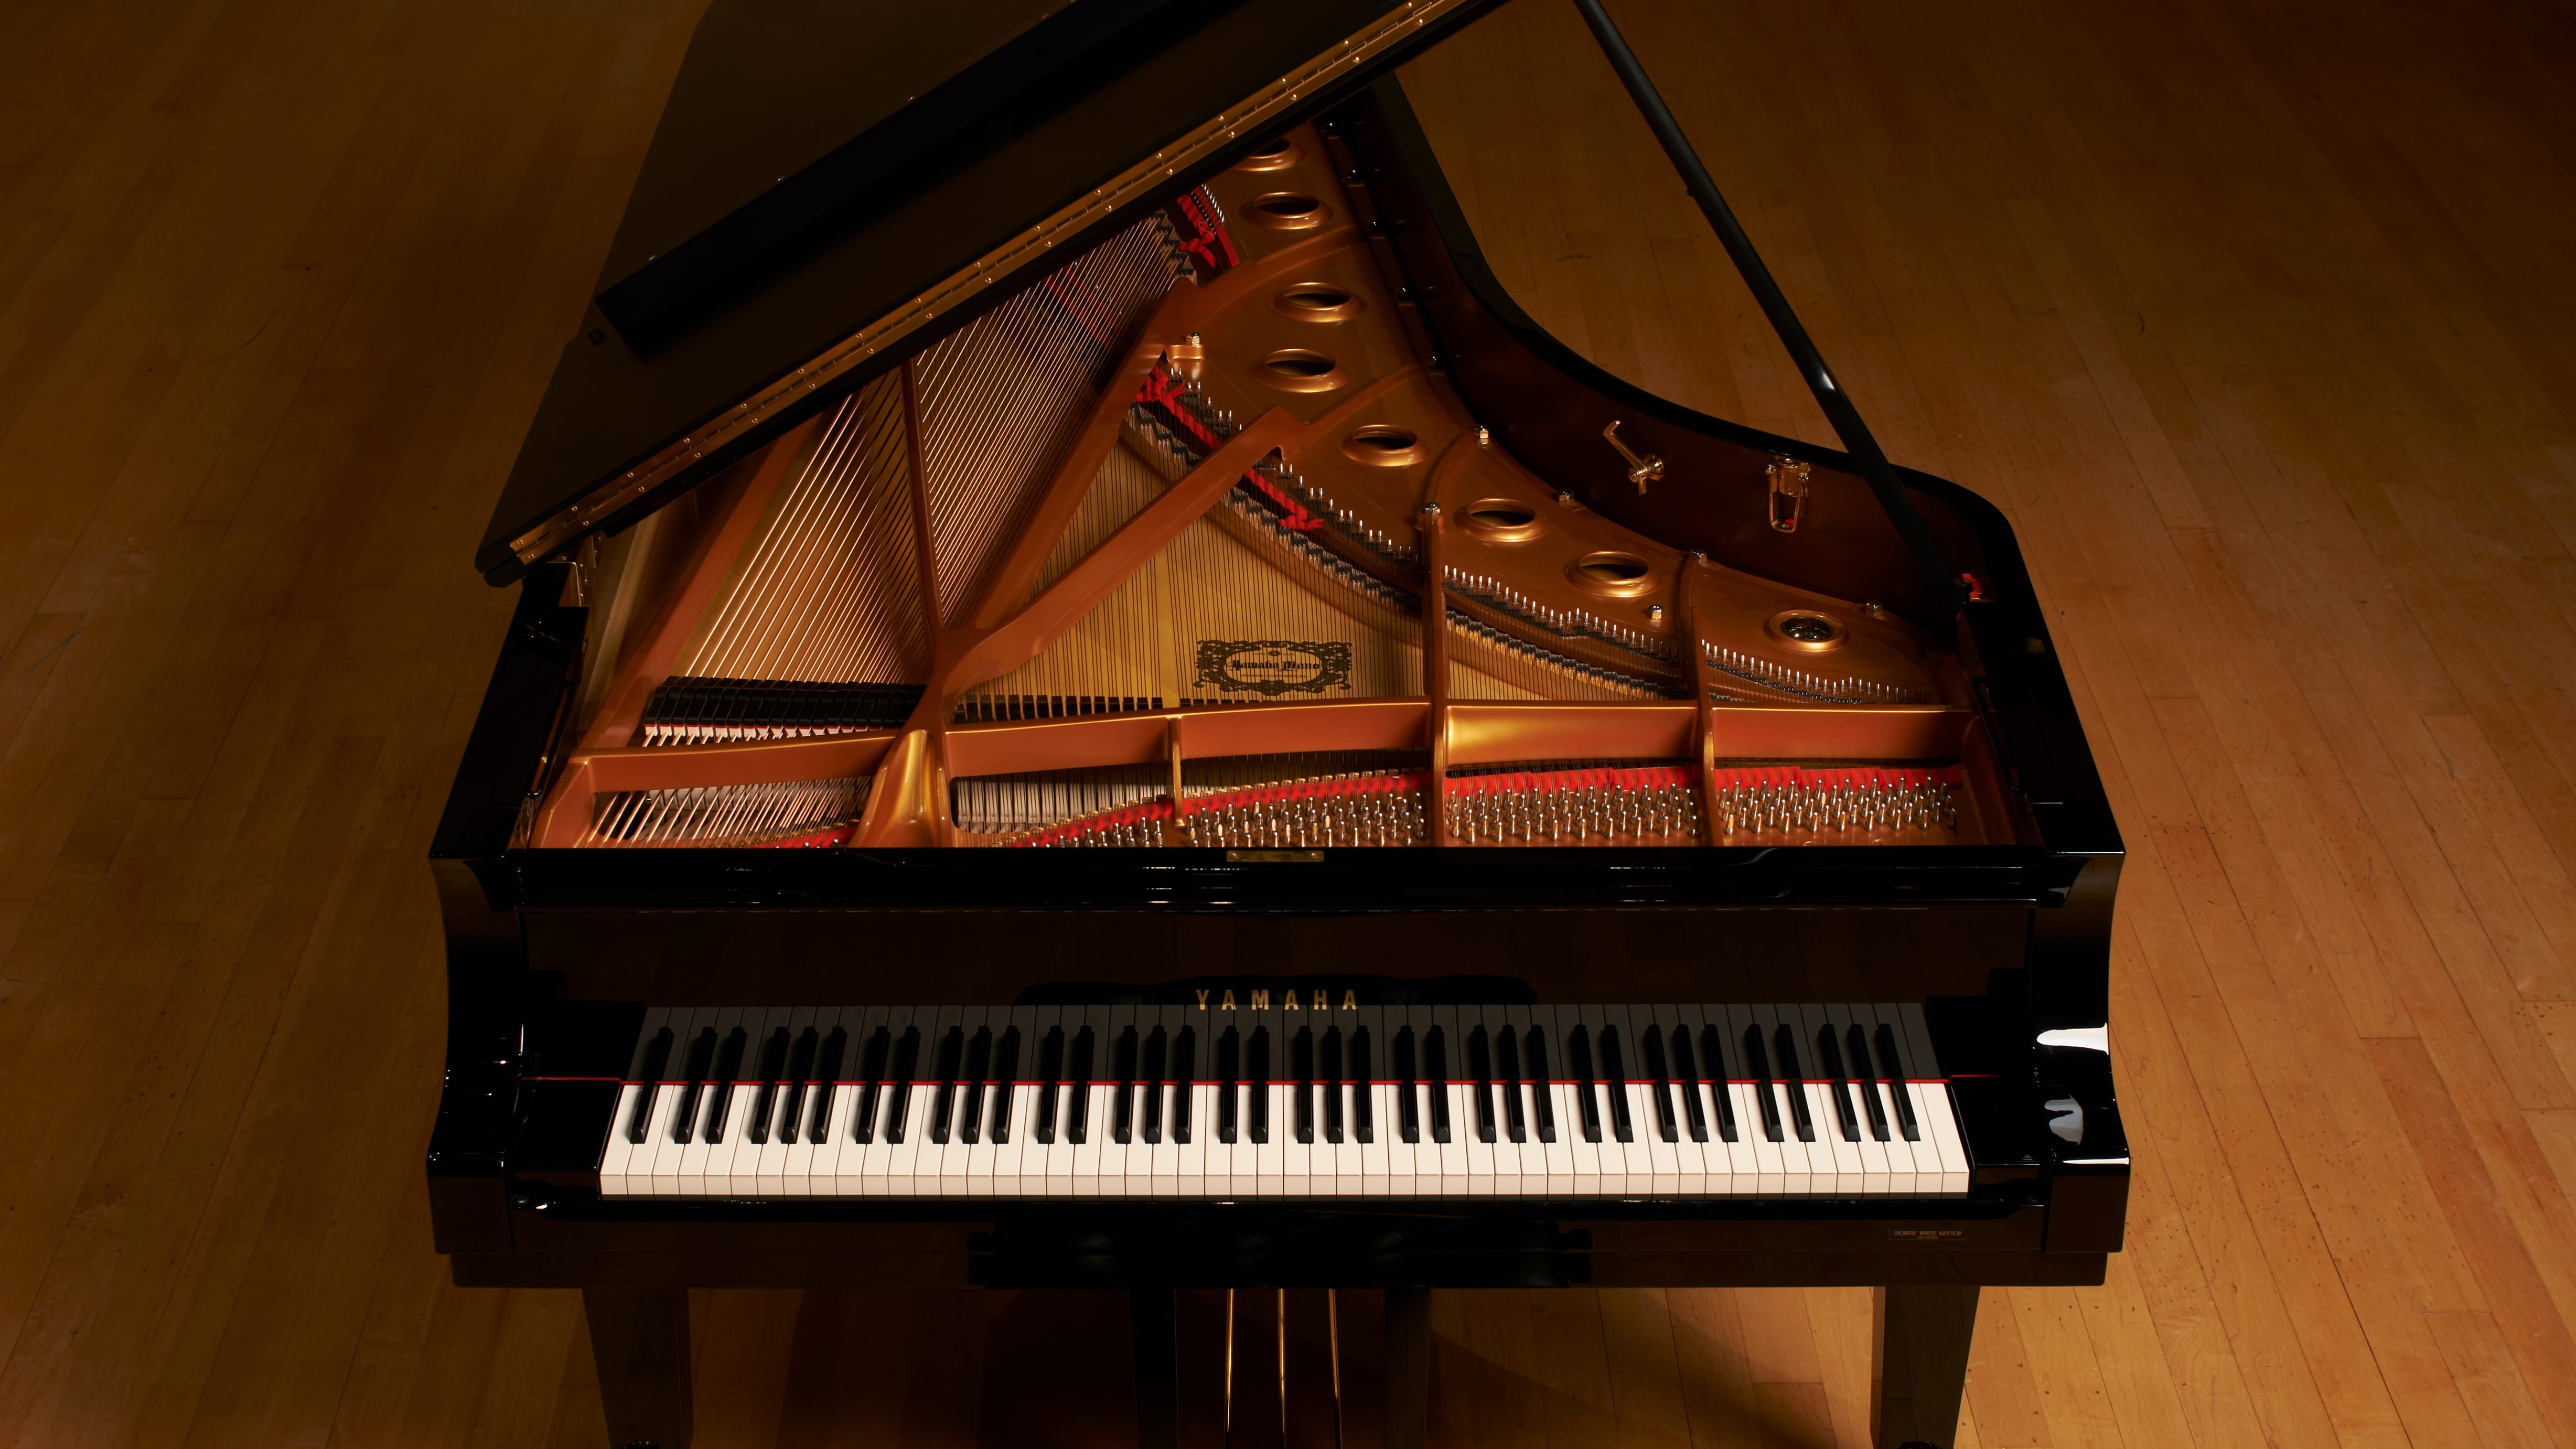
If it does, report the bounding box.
[480,0,1506,582]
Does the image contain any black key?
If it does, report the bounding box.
[1319,1027,1343,1144]
[1171,1025,1196,1144]
[1597,1026,1633,1144]
[1849,1025,1890,1142]
[807,1025,846,1144]
[1496,1024,1527,1144]
[1874,1023,1920,1141]
[1140,1025,1168,1144]
[1247,1026,1270,1145]
[852,1025,890,1144]
[671,1027,717,1144]
[1700,1024,1738,1142]
[626,1026,673,1144]
[1638,1024,1679,1143]
[988,1026,1022,1143]
[748,1027,789,1145]
[1392,1026,1420,1144]
[1525,1026,1555,1143]
[929,1025,964,1144]
[1112,1025,1139,1145]
[1670,1027,1708,1143]
[778,1026,818,1144]
[1567,1025,1602,1144]
[1066,1025,1096,1145]
[1424,1026,1452,1144]
[1817,1025,1860,1143]
[1292,1026,1315,1145]
[1217,1026,1241,1145]
[704,1026,748,1144]
[1743,1025,1783,1143]
[1349,1025,1373,1144]
[1035,1026,1065,1144]
[1467,1026,1497,1144]
[883,1026,920,1144]
[1773,1024,1814,1142]
[959,1026,993,1145]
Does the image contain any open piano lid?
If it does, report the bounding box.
[479,0,1499,585]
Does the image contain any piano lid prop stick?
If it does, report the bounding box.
[1566,0,1961,618]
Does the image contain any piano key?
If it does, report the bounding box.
[691,1016,752,1197]
[1667,1012,1709,1144]
[1423,1014,1454,1146]
[764,1008,819,1195]
[1613,1008,1672,1195]
[1733,1080,1784,1193]
[1215,1023,1241,1146]
[791,1012,844,1194]
[1088,1005,1130,1196]
[1843,1019,1891,1142]
[1564,1016,1602,1152]
[1111,1021,1139,1145]
[1897,1002,1945,1081]
[1493,1016,1526,1144]
[1806,1079,1867,1193]
[1815,1022,1862,1143]
[960,1019,996,1197]
[851,1020,892,1144]
[1391,1023,1419,1145]
[1522,1022,1557,1145]
[927,1021,964,1147]
[1649,1006,1704,1195]
[1916,1080,1971,1193]
[1034,1016,1065,1146]
[603,1013,673,1196]
[1291,1025,1315,1145]
[1739,1017,1783,1143]
[1246,1024,1272,1147]
[1637,1014,1679,1143]
[1140,1021,1169,1144]
[1770,1019,1816,1143]
[1697,1016,1738,1142]
[1171,1022,1197,1145]
[1872,1018,1922,1142]
[1317,1025,1342,1144]
[1349,1020,1373,1144]
[1467,1024,1497,1145]
[1066,1013,1100,1195]
[650,1011,717,1195]
[1144,1007,1181,1196]
[671,1022,720,1145]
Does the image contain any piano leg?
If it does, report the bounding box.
[1872,1284,1978,1449]
[1130,1288,1180,1449]
[1384,1287,1431,1449]
[584,1286,693,1449]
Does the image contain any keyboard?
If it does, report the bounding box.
[592,1003,1971,1200]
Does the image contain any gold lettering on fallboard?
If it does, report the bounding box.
[1251,989,1270,1010]
[1196,990,1210,1009]
[1343,990,1358,1010]
[1221,990,1237,1010]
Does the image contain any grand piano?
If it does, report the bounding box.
[427,0,2129,1444]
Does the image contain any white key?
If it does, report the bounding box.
[1709,1081,1757,1195]
[1179,1081,1213,1197]
[1811,1083,1867,1194]
[1439,1082,1474,1198]
[1146,1077,1180,1197]
[1917,1082,1971,1194]
[758,1013,815,1196]
[1356,1082,1389,1198]
[1565,1078,1607,1196]
[1539,1082,1576,1196]
[600,1083,647,1197]
[883,1061,931,1197]
[1845,1078,1894,1195]
[1384,1081,1418,1196]
[1283,1079,1312,1196]
[649,1014,716,1197]
[1257,1081,1290,1196]
[1634,1082,1680,1196]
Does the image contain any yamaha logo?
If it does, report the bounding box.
[1195,987,1360,1011]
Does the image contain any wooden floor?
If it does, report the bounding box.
[5,0,2575,1441]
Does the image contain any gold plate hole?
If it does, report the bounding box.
[1570,550,1655,597]
[1340,425,1423,466]
[1462,499,1543,542]
[1236,136,1301,172]
[1273,282,1362,322]
[1249,192,1329,230]
[1765,609,1847,651]
[1258,348,1345,393]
